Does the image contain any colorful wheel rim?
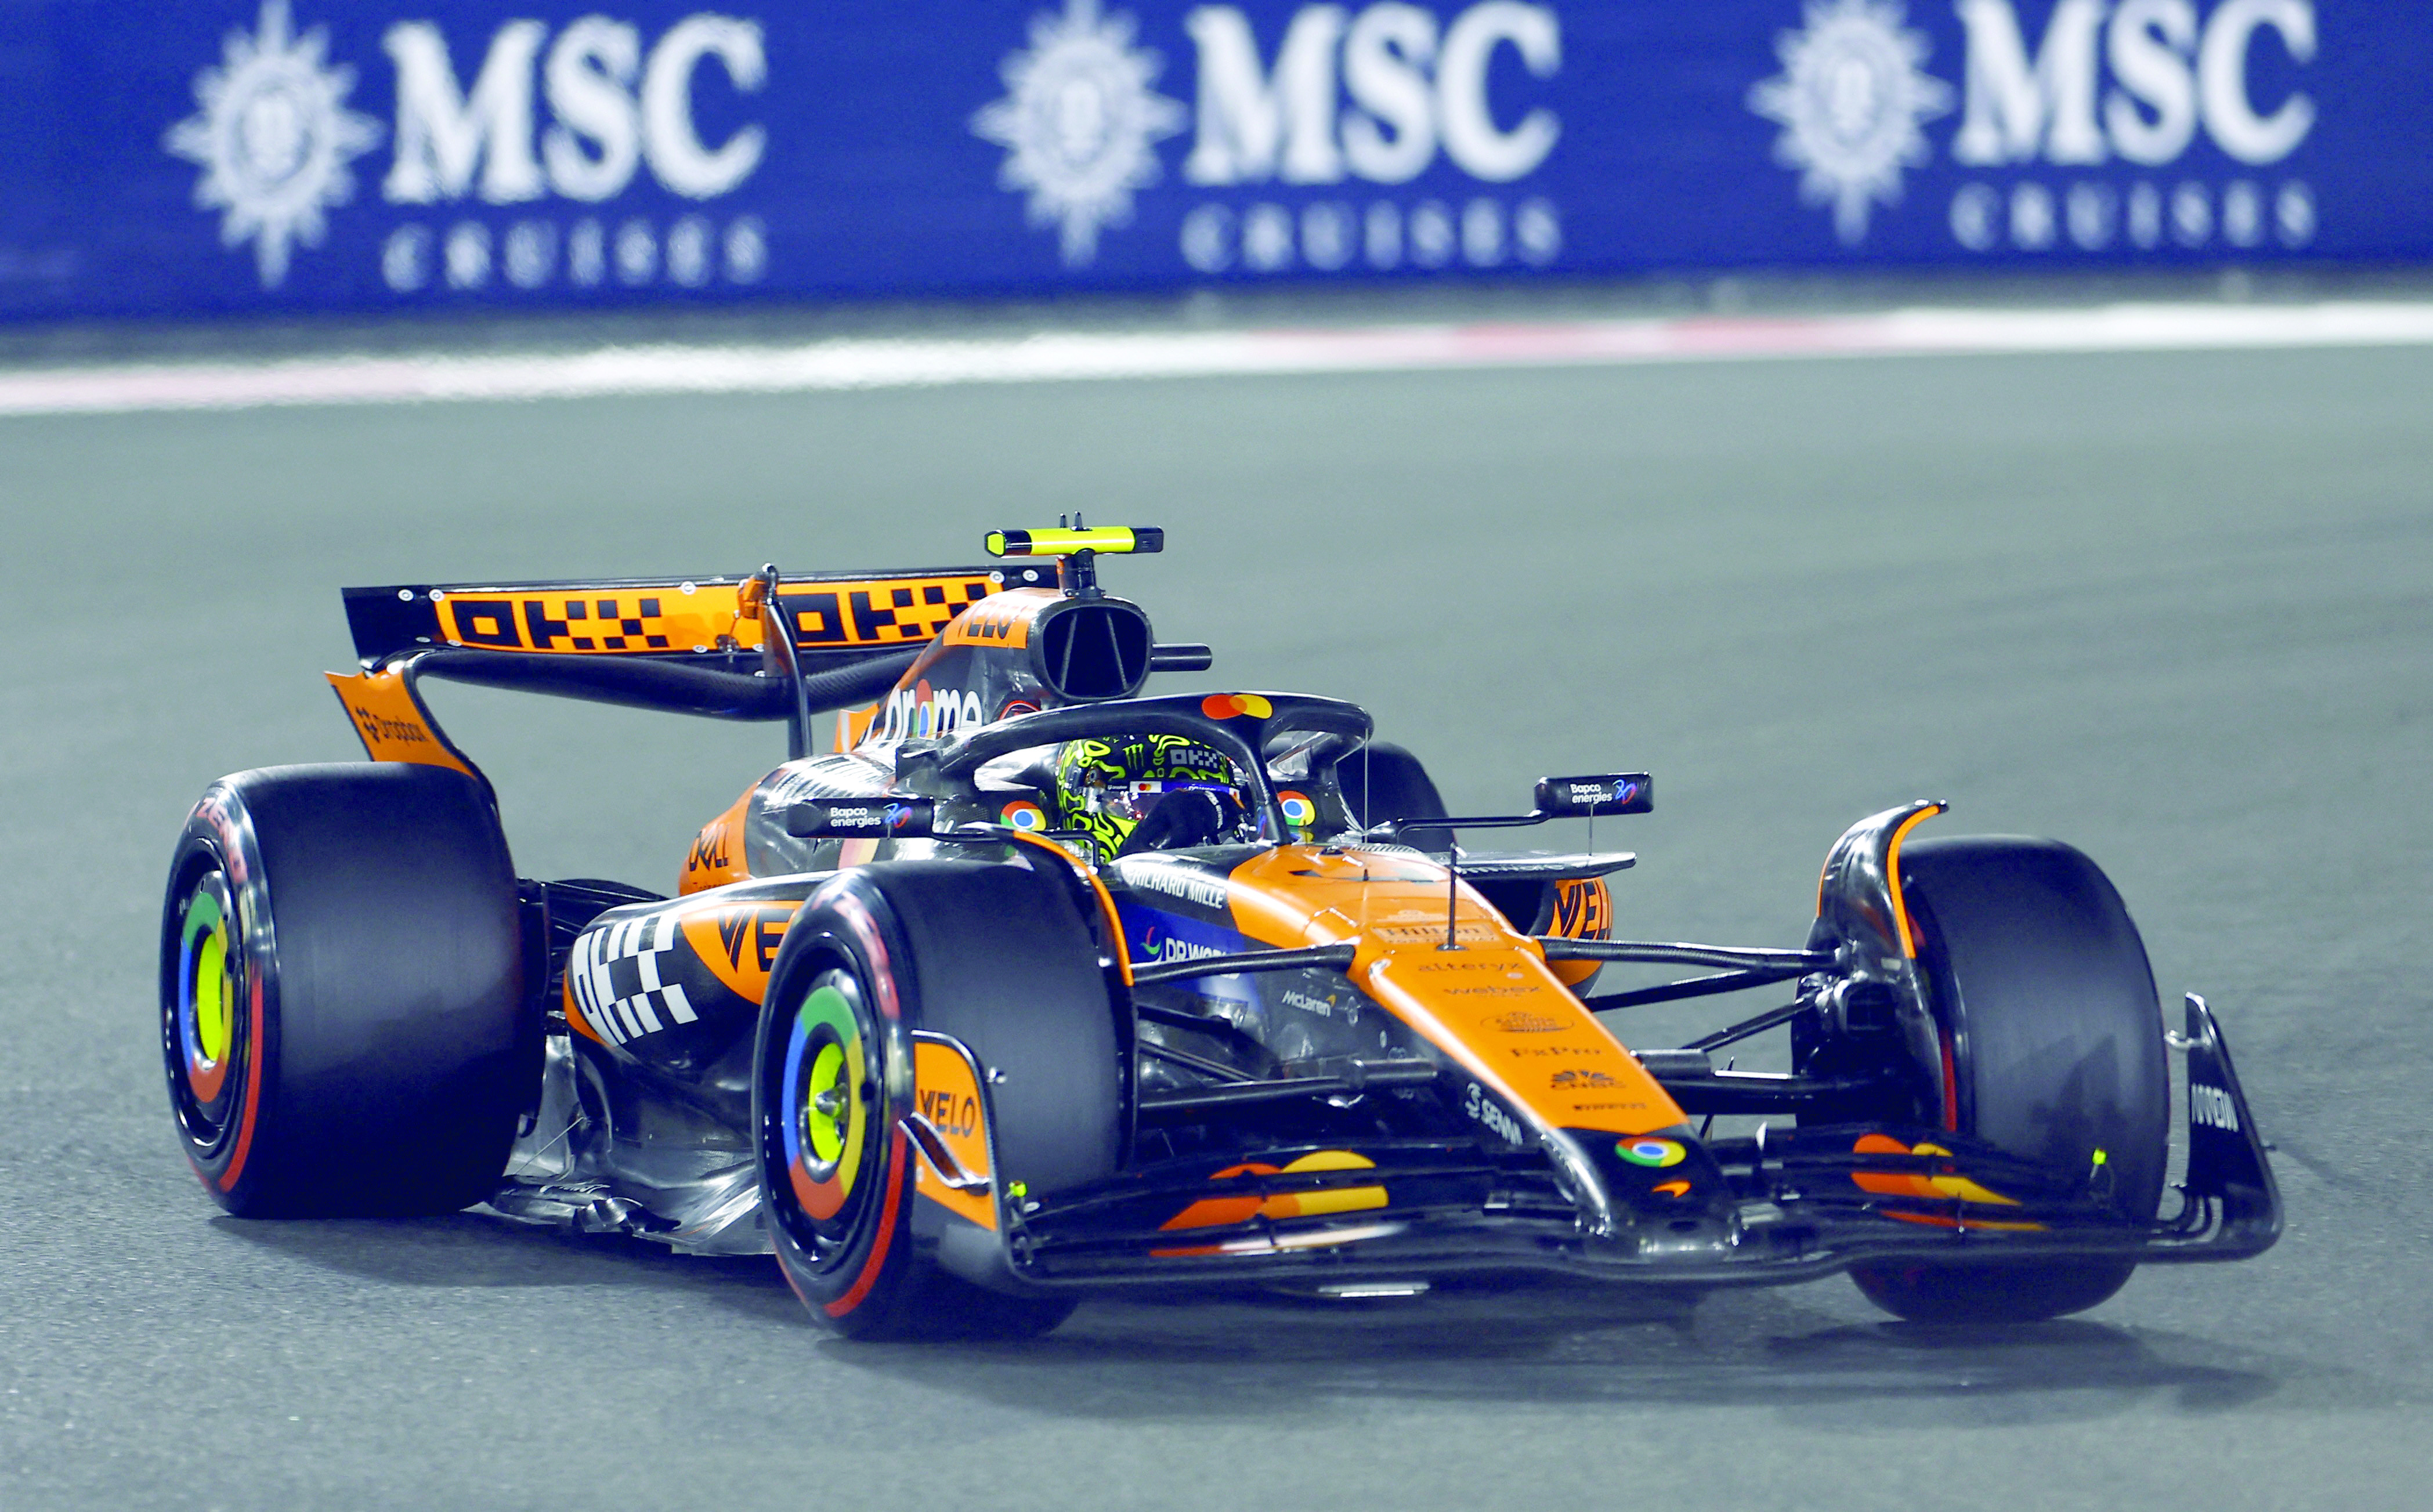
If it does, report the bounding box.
[776,972,878,1257]
[168,867,244,1149]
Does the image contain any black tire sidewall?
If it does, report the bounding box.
[754,859,1121,1337]
[159,764,529,1217]
[1851,835,2170,1323]
[1904,836,2170,1223]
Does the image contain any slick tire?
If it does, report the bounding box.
[753,860,1121,1341]
[1850,837,2170,1324]
[161,764,532,1218]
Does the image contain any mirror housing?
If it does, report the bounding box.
[1533,773,1653,818]
[783,798,936,839]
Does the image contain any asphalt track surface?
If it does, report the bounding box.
[3,335,2429,1509]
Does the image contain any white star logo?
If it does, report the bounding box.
[974,0,1187,267]
[1749,0,1954,246]
[166,1,384,288]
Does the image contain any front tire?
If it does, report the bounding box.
[753,860,1122,1340]
[161,764,531,1217]
[1850,837,2170,1324]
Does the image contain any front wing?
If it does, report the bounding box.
[917,995,2278,1293]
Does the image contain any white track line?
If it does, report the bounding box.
[3,301,2431,417]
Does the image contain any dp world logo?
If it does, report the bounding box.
[973,0,1187,267]
[1748,0,1953,246]
[165,1,384,287]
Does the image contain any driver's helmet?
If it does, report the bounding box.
[1051,735,1247,854]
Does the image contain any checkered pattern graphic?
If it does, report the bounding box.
[568,911,698,1046]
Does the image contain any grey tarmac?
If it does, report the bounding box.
[2,342,2428,1509]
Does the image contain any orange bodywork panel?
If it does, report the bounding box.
[911,1039,997,1231]
[681,786,754,896]
[1225,847,1685,1138]
[939,585,1055,650]
[1540,876,1613,989]
[326,666,477,776]
[424,573,999,657]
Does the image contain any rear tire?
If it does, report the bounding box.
[1850,837,2169,1324]
[161,764,531,1217]
[754,861,1121,1340]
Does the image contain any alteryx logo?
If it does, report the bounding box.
[976,1,1566,275]
[1751,0,2321,255]
[168,2,770,292]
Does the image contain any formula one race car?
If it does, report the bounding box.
[161,526,2279,1338]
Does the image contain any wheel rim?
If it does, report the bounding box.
[167,867,245,1152]
[771,968,883,1266]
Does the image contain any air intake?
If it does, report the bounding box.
[1033,599,1152,702]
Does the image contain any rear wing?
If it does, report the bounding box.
[328,562,1047,791]
[341,565,1028,667]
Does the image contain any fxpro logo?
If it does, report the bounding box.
[975,1,1564,275]
[1751,0,2319,254]
[168,2,769,292]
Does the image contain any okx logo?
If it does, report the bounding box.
[168,2,772,293]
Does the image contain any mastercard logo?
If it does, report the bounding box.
[1201,693,1273,719]
[1000,801,1047,831]
[1616,1138,1687,1168]
[1278,790,1316,829]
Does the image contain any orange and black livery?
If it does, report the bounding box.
[158,526,2278,1339]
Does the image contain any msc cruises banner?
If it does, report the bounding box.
[1,1,2427,319]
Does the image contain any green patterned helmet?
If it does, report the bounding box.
[1052,735,1246,854]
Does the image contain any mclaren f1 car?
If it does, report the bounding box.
[161,526,2279,1338]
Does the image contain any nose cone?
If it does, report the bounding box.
[1568,1126,1742,1258]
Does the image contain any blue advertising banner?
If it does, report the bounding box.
[2,1,2427,319]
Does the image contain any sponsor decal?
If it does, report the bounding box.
[999,698,1041,720]
[167,2,386,288]
[974,2,1567,276]
[349,703,431,746]
[1200,692,1274,719]
[1752,0,2324,256]
[1462,1081,1527,1145]
[1503,1043,1597,1058]
[1491,1008,1568,1033]
[1119,858,1231,910]
[973,0,1189,267]
[916,1085,979,1140]
[1550,1068,1616,1089]
[1279,986,1357,1023]
[873,682,989,743]
[1548,877,1610,939]
[1440,983,1531,998]
[1000,799,1049,831]
[1615,1137,1686,1167]
[1749,0,1954,245]
[685,819,730,876]
[1130,909,1242,965]
[2190,1081,2240,1133]
[169,5,780,295]
[1373,921,1498,945]
[1277,788,1317,829]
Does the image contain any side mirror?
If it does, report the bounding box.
[784,799,937,839]
[1533,773,1653,818]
